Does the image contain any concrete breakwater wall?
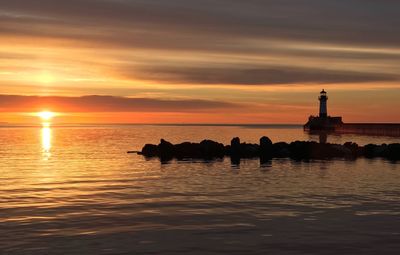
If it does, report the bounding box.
[131,137,400,162]
[336,124,400,136]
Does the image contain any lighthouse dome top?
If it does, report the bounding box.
[320,89,327,94]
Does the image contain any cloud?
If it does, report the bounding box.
[127,66,398,85]
[0,0,399,88]
[1,0,400,49]
[0,95,241,112]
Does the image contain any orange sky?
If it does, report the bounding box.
[0,0,399,124]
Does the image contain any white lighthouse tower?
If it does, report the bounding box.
[304,90,343,131]
[319,89,328,118]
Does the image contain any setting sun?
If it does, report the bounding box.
[37,72,55,84]
[37,111,55,121]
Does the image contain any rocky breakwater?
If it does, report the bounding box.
[133,137,400,162]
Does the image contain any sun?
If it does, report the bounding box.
[37,72,55,84]
[38,111,56,121]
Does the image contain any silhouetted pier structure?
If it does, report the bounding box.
[304,90,400,136]
[337,123,400,136]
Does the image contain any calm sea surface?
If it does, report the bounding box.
[1,125,400,254]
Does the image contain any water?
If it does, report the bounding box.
[1,125,400,254]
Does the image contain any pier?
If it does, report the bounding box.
[337,123,400,136]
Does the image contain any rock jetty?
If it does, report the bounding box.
[133,137,400,162]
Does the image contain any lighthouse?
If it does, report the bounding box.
[319,89,328,118]
[304,90,343,131]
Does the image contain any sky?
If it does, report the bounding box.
[0,0,399,124]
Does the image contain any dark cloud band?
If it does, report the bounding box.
[1,0,399,87]
[1,0,399,47]
[128,66,398,85]
[0,95,241,112]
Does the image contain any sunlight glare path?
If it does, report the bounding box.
[41,122,52,160]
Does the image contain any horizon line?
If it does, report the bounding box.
[0,123,304,128]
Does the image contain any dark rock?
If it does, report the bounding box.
[260,136,273,147]
[224,145,232,156]
[231,137,241,157]
[260,136,273,159]
[174,142,201,159]
[344,142,360,157]
[231,137,240,148]
[158,139,175,161]
[240,143,260,158]
[140,144,159,157]
[385,143,400,160]
[288,141,352,159]
[377,144,388,157]
[272,142,290,158]
[329,144,352,158]
[289,141,315,159]
[147,139,226,160]
[200,140,225,158]
[134,137,399,162]
[363,144,382,158]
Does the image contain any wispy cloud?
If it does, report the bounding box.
[128,65,399,85]
[1,0,400,47]
[0,95,241,112]
[1,0,400,87]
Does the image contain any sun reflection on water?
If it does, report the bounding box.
[41,122,52,160]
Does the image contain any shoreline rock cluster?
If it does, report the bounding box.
[134,137,400,162]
